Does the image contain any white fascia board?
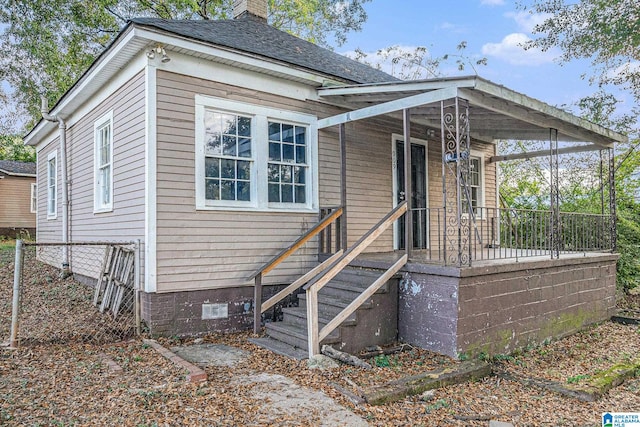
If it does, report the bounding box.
[133,28,342,92]
[0,169,36,177]
[317,86,459,129]
[471,79,627,145]
[155,50,318,102]
[25,27,140,147]
[25,24,341,149]
[317,77,476,98]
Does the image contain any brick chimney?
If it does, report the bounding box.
[233,0,268,21]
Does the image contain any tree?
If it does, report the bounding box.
[0,135,36,162]
[350,41,487,81]
[0,0,370,132]
[523,0,640,102]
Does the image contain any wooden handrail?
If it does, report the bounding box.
[247,207,343,282]
[251,207,343,333]
[305,201,408,355]
[304,201,407,293]
[260,250,343,314]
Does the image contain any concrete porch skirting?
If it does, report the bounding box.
[398,254,618,358]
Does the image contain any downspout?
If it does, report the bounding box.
[41,97,71,277]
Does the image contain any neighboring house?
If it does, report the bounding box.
[25,1,626,358]
[0,160,37,238]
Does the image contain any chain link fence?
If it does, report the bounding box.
[6,240,140,347]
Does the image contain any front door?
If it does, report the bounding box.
[394,139,428,250]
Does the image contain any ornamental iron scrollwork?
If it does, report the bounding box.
[441,98,472,266]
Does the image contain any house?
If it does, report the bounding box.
[24,0,626,359]
[0,160,37,238]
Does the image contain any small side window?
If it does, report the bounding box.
[94,111,114,212]
[47,151,57,219]
[30,183,37,213]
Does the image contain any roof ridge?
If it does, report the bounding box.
[129,17,398,85]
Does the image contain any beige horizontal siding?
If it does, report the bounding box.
[37,140,61,244]
[154,71,402,292]
[154,70,498,291]
[0,175,36,229]
[36,72,146,281]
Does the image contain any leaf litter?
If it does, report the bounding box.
[1,246,639,426]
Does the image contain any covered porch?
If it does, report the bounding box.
[251,76,626,359]
[316,76,625,267]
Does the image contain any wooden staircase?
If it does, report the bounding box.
[247,202,408,360]
[251,266,399,359]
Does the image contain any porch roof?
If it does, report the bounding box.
[317,76,628,149]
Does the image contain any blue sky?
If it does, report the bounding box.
[339,0,632,117]
[1,1,633,126]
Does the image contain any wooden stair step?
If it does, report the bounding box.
[281,306,357,328]
[265,321,340,350]
[297,291,375,313]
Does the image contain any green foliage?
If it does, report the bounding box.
[269,0,370,48]
[566,373,591,384]
[424,398,449,413]
[524,0,640,103]
[616,201,640,291]
[373,354,390,367]
[0,0,370,133]
[0,134,36,162]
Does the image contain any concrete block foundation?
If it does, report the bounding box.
[399,254,618,358]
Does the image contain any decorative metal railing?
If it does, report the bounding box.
[414,206,614,265]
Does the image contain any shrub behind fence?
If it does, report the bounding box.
[7,241,140,346]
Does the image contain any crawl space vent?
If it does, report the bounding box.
[202,303,228,320]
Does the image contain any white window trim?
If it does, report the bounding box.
[30,183,37,213]
[462,150,485,219]
[47,150,57,219]
[195,95,318,213]
[93,110,114,213]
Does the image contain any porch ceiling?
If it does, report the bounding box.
[317,76,628,148]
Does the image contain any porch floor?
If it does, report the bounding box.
[349,249,616,271]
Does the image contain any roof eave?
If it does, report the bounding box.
[317,75,627,146]
[471,78,627,145]
[24,22,358,147]
[0,169,36,177]
[24,23,139,146]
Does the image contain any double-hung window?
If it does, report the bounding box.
[94,111,113,212]
[461,155,483,215]
[30,183,37,213]
[46,151,57,219]
[195,96,317,212]
[204,111,253,203]
[268,122,307,205]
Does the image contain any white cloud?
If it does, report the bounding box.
[438,21,467,34]
[607,61,640,79]
[482,33,558,66]
[505,11,553,33]
[480,0,505,5]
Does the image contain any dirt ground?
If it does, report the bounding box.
[1,245,640,426]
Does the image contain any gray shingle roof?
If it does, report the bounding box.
[130,16,398,85]
[0,160,36,176]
